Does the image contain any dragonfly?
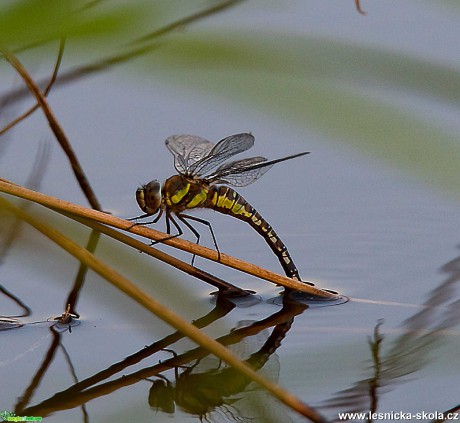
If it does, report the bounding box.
[134,133,309,282]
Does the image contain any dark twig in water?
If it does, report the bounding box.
[0,38,66,138]
[65,229,101,318]
[355,0,366,15]
[368,319,384,420]
[58,331,90,423]
[15,329,61,415]
[0,285,31,318]
[0,47,102,211]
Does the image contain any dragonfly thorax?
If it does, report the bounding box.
[163,174,209,212]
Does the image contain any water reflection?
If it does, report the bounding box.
[17,295,309,421]
[4,246,460,422]
[145,317,296,422]
[320,249,460,422]
[14,323,85,419]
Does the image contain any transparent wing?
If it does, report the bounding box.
[205,151,310,187]
[206,157,273,187]
[165,135,214,175]
[188,133,255,176]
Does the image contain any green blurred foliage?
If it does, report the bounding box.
[0,0,146,49]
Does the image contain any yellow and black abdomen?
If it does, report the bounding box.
[163,176,301,281]
[205,185,301,281]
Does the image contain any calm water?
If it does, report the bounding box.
[1,1,460,422]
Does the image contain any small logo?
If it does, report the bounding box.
[0,411,42,421]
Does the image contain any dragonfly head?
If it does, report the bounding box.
[136,180,162,215]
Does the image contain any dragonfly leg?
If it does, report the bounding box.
[179,213,221,262]
[150,211,182,245]
[176,214,202,266]
[127,209,163,230]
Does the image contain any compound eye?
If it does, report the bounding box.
[136,180,162,214]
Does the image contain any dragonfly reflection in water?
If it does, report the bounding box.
[134,133,309,283]
[147,319,293,422]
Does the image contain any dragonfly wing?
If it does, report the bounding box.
[165,135,214,175]
[207,156,274,187]
[208,151,310,186]
[189,133,255,176]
